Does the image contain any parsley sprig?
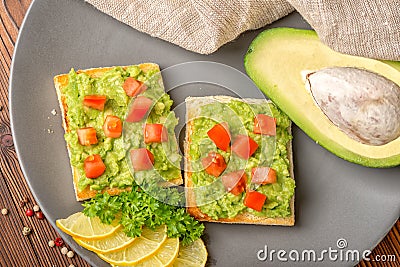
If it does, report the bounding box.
[82,184,204,245]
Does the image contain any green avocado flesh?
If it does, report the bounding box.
[189,100,295,219]
[244,28,400,168]
[63,66,181,192]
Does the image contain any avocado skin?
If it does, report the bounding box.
[244,28,400,168]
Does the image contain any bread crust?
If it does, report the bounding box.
[184,96,295,226]
[54,63,182,201]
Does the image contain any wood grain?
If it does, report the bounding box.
[0,0,89,266]
[0,1,398,266]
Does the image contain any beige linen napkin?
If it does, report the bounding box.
[86,0,400,60]
[289,0,400,61]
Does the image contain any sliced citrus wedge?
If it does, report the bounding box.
[173,258,200,267]
[113,237,179,267]
[74,227,136,254]
[113,257,163,267]
[98,225,167,266]
[154,237,180,266]
[173,239,207,267]
[140,226,167,243]
[56,212,120,240]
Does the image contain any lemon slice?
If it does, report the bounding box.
[113,237,179,267]
[173,258,200,267]
[154,237,180,266]
[140,226,167,243]
[98,225,167,266]
[56,212,120,240]
[173,239,207,267]
[113,257,163,267]
[74,227,136,253]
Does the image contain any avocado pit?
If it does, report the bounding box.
[306,67,400,146]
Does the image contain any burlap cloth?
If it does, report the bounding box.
[86,0,400,60]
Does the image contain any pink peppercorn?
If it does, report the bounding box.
[36,211,44,220]
[55,237,64,247]
[25,209,34,217]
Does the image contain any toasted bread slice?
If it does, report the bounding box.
[185,96,295,226]
[54,63,182,201]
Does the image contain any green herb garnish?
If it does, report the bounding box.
[82,184,204,245]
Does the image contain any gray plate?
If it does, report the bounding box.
[9,0,400,266]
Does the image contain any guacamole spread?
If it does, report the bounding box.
[63,65,181,192]
[189,100,295,219]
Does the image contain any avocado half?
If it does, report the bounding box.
[244,28,400,168]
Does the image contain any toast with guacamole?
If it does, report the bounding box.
[185,96,295,225]
[54,63,183,201]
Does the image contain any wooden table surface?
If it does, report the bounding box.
[0,1,399,267]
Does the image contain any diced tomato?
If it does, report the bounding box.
[231,135,258,159]
[207,122,231,151]
[251,167,277,185]
[77,127,98,146]
[123,77,147,97]
[201,152,227,177]
[244,190,267,212]
[126,96,153,122]
[144,124,168,143]
[84,154,106,179]
[254,114,276,135]
[130,148,154,171]
[221,170,247,195]
[83,95,107,111]
[103,115,122,138]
